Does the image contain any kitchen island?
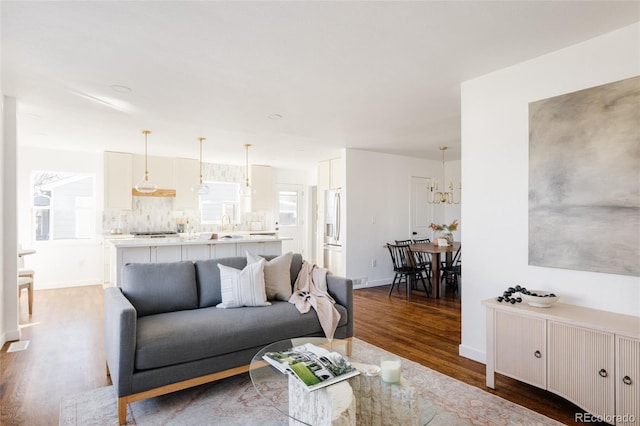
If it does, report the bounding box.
[108,235,291,286]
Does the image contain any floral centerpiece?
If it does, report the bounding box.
[429,219,458,245]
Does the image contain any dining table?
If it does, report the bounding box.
[409,241,461,298]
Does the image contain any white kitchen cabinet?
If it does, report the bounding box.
[251,165,274,212]
[174,158,200,210]
[104,151,133,210]
[212,243,239,259]
[494,310,546,388]
[318,160,331,190]
[182,244,211,261]
[330,157,344,189]
[484,299,640,425]
[616,336,640,426]
[151,245,181,263]
[318,158,343,189]
[132,154,175,189]
[238,241,281,256]
[548,322,615,420]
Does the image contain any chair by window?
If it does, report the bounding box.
[386,243,430,298]
[440,246,461,297]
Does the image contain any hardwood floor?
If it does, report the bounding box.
[1,283,599,425]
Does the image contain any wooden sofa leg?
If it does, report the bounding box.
[118,397,127,425]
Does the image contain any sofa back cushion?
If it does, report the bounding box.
[121,261,198,317]
[195,253,303,308]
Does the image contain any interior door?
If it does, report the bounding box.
[275,184,303,255]
[410,176,432,240]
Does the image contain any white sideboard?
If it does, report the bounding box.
[108,237,286,286]
[483,299,640,425]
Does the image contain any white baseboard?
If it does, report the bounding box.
[353,278,390,290]
[459,343,485,364]
[1,329,22,348]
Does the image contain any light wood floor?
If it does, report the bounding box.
[1,283,600,425]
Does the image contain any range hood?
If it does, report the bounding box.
[131,188,176,197]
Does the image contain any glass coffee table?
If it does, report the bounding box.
[249,337,437,425]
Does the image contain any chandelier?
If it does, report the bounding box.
[191,137,209,195]
[427,146,460,204]
[134,130,158,193]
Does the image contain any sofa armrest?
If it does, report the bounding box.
[104,286,137,397]
[326,275,354,337]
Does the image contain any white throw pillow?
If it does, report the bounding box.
[247,251,293,301]
[216,258,271,308]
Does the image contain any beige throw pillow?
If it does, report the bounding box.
[247,251,293,301]
[216,258,271,308]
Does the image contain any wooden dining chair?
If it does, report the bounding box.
[386,243,430,298]
[440,246,461,297]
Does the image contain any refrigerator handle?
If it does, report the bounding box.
[335,192,341,242]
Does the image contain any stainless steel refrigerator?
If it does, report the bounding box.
[323,188,343,274]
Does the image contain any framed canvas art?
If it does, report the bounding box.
[528,76,639,276]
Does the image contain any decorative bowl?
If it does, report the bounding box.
[519,290,558,308]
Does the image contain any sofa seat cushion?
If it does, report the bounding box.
[134,301,349,371]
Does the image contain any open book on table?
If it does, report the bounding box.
[262,342,360,391]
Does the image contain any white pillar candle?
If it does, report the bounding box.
[380,358,401,384]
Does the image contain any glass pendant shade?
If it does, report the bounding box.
[191,137,209,194]
[134,130,158,193]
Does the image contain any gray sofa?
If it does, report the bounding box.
[104,254,353,425]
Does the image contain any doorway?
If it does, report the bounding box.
[275,183,304,255]
[410,176,433,240]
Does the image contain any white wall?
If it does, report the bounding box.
[344,149,444,286]
[460,23,640,363]
[2,96,20,346]
[18,147,105,289]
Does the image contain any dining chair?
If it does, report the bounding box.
[18,244,35,315]
[18,276,34,315]
[440,246,461,297]
[386,243,430,298]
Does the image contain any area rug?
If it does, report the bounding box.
[60,338,562,425]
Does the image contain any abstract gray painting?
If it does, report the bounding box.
[529,76,640,276]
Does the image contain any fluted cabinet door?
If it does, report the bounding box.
[494,310,546,388]
[548,322,615,421]
[616,336,640,426]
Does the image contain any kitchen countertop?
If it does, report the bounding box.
[109,235,290,247]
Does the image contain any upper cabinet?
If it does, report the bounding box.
[104,151,133,210]
[330,157,344,189]
[251,165,274,212]
[174,158,200,210]
[318,157,344,190]
[132,155,175,190]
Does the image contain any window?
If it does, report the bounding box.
[199,181,240,224]
[278,190,298,226]
[32,171,96,241]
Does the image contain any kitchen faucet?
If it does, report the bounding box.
[220,214,231,231]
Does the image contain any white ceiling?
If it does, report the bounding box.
[2,1,638,169]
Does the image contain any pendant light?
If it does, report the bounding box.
[239,143,252,197]
[191,137,209,194]
[134,130,158,193]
